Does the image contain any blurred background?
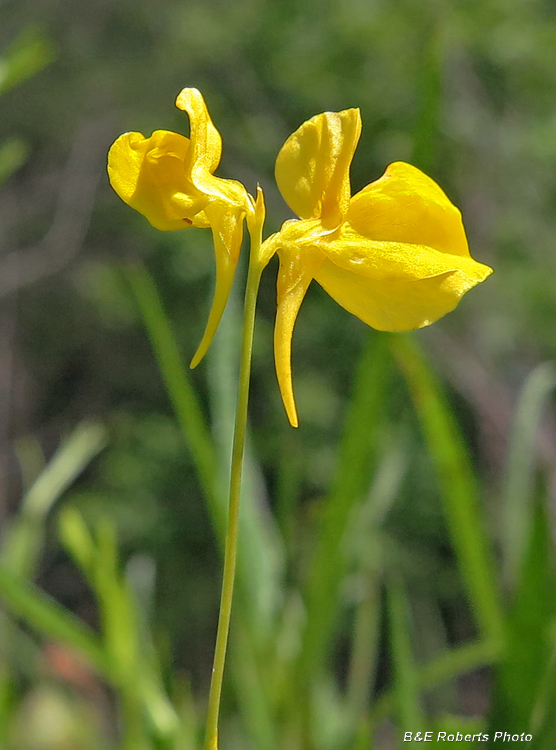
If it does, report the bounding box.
[1,0,556,748]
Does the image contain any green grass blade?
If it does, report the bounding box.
[2,421,106,578]
[23,422,106,520]
[0,137,29,187]
[0,28,56,97]
[137,671,180,740]
[501,362,556,589]
[390,334,505,647]
[489,495,556,736]
[127,264,284,620]
[410,596,456,715]
[287,331,391,746]
[370,639,499,724]
[59,509,180,742]
[230,619,277,750]
[387,576,424,733]
[126,264,224,539]
[58,506,96,577]
[346,431,408,723]
[411,25,444,174]
[0,564,111,677]
[93,518,140,678]
[347,577,381,721]
[300,331,391,682]
[275,429,303,553]
[530,629,556,746]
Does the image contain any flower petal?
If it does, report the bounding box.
[175,88,222,175]
[314,240,492,332]
[190,203,246,368]
[273,231,326,427]
[108,130,207,230]
[275,109,361,227]
[347,162,470,257]
[176,88,249,210]
[320,223,491,283]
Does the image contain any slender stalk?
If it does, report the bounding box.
[204,220,265,750]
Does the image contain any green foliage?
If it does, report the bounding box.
[2,422,106,578]
[390,334,505,648]
[0,28,55,98]
[0,137,28,188]
[4,279,556,746]
[501,363,556,589]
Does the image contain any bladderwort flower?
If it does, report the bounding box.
[108,90,493,750]
[108,87,271,750]
[108,87,255,367]
[261,107,493,427]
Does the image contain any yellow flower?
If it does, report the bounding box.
[107,88,254,367]
[263,108,493,427]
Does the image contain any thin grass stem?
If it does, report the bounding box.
[204,215,265,750]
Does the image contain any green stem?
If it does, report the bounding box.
[204,231,264,750]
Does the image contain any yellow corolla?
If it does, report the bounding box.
[107,88,254,367]
[262,108,493,427]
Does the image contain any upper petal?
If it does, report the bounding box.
[347,162,470,257]
[107,130,206,231]
[275,109,361,227]
[175,88,222,175]
[176,87,251,211]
